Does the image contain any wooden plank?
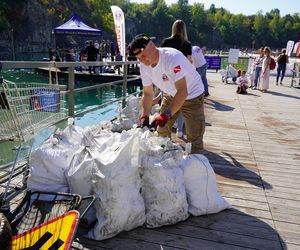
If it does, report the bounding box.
[229,206,273,220]
[276,227,300,245]
[186,215,278,240]
[152,223,282,250]
[73,236,179,250]
[272,212,300,224]
[267,196,300,208]
[224,197,270,211]
[217,177,264,188]
[219,184,266,196]
[283,243,300,250]
[220,189,268,203]
[259,174,300,185]
[265,190,300,201]
[269,204,300,217]
[267,185,300,196]
[124,227,254,250]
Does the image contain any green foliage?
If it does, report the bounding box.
[1,0,299,50]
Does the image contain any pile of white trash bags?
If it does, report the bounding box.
[27,118,231,241]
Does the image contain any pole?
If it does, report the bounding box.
[122,63,128,108]
[11,29,15,61]
[68,66,75,117]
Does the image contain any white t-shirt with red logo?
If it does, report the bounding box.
[192,46,207,68]
[140,47,204,99]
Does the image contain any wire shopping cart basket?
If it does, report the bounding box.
[0,79,67,142]
[0,79,67,213]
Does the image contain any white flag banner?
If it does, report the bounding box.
[293,42,299,53]
[111,6,126,60]
[286,40,294,56]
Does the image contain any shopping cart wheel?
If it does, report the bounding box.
[0,212,12,250]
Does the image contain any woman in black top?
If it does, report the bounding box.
[276,48,289,85]
[160,20,192,138]
[160,19,192,61]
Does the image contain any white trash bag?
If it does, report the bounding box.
[27,118,94,193]
[119,95,141,125]
[180,154,232,216]
[87,129,145,240]
[140,131,189,228]
[27,136,74,193]
[66,146,105,224]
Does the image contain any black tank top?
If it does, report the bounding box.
[278,54,287,65]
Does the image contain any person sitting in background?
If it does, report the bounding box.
[236,70,249,94]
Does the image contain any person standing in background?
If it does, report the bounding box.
[160,19,192,138]
[261,47,271,92]
[253,47,264,89]
[84,41,99,74]
[192,46,209,97]
[276,48,289,85]
[160,19,192,61]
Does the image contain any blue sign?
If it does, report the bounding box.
[205,56,221,70]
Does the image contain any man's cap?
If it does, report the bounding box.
[128,34,152,56]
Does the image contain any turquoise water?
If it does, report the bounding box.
[0,69,141,165]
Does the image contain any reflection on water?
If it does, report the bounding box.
[0,69,141,165]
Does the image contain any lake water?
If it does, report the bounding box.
[0,69,141,165]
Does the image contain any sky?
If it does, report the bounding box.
[130,0,300,16]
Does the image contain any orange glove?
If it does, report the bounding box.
[150,110,171,128]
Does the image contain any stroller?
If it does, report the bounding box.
[219,64,239,84]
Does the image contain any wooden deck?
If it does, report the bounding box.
[74,72,300,249]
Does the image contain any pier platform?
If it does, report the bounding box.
[74,72,300,249]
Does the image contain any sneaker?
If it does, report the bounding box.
[177,131,183,138]
[276,82,278,85]
[280,82,283,85]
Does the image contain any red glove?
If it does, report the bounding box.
[140,115,150,128]
[151,111,171,128]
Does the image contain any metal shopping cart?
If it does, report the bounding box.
[0,78,67,208]
[0,74,96,248]
[0,78,68,219]
[0,79,67,142]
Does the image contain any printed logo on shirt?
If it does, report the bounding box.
[173,65,181,74]
[162,74,169,81]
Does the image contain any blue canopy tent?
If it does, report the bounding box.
[52,14,102,36]
[51,14,102,61]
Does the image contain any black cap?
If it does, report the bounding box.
[128,34,151,56]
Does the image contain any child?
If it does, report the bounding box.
[236,70,249,94]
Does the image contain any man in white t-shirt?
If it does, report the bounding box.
[192,46,209,96]
[129,34,205,153]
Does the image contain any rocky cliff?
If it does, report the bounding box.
[0,0,99,60]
